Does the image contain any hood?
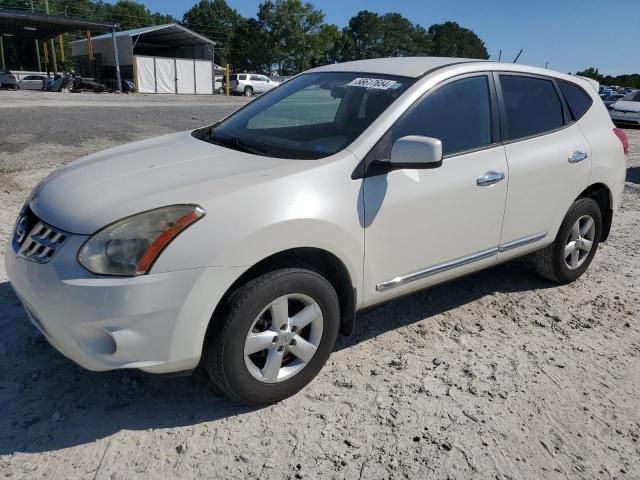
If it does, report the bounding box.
[30,130,299,234]
[612,101,640,113]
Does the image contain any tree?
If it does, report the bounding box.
[427,21,489,59]
[182,0,241,66]
[342,10,384,60]
[341,11,432,61]
[231,18,271,73]
[575,67,603,82]
[257,0,326,75]
[102,1,170,30]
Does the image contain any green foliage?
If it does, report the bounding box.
[182,0,241,66]
[426,21,488,59]
[257,0,326,75]
[575,67,640,88]
[341,11,431,60]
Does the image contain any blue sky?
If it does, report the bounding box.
[119,0,639,75]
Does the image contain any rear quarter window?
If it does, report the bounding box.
[558,81,593,120]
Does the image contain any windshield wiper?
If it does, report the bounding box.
[208,132,271,157]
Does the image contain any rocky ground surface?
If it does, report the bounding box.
[0,91,639,479]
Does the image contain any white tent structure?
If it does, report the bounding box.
[71,23,217,94]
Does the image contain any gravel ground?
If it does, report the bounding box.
[0,91,639,480]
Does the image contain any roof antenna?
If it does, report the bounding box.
[513,49,523,63]
[498,50,502,62]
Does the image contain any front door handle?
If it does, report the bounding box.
[476,171,505,187]
[568,151,589,163]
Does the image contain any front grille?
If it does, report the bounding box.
[13,208,69,264]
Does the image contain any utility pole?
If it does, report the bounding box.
[111,28,122,92]
[31,1,42,71]
[44,0,58,74]
[0,36,5,70]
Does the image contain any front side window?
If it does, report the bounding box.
[558,80,593,120]
[206,72,414,159]
[500,75,564,140]
[374,75,492,158]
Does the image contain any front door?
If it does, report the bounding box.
[363,74,509,305]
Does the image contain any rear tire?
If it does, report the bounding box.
[203,268,340,404]
[535,198,602,284]
[243,86,253,97]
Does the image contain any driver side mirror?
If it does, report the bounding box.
[389,136,443,169]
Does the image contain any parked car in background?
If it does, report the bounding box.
[18,75,46,90]
[0,69,18,89]
[602,93,625,109]
[221,73,281,96]
[6,57,628,404]
[609,90,640,126]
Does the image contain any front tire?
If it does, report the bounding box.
[535,198,602,284]
[203,268,340,404]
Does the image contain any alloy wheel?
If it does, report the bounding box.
[564,215,595,270]
[244,293,323,383]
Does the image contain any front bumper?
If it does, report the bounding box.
[6,232,244,373]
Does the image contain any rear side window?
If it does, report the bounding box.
[238,75,246,80]
[558,81,593,120]
[500,75,564,140]
[388,75,493,156]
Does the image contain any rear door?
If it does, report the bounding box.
[496,74,591,258]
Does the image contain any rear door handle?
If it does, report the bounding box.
[568,151,589,163]
[476,171,505,187]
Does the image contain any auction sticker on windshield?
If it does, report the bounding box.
[347,78,399,90]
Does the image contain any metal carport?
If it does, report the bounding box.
[71,24,216,95]
[0,8,120,87]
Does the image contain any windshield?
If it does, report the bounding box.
[622,91,640,102]
[204,72,415,159]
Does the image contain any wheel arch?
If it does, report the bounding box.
[576,183,613,241]
[206,247,357,344]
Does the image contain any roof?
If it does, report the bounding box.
[309,57,487,78]
[74,23,215,46]
[0,8,117,41]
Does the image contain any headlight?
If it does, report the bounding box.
[78,205,205,276]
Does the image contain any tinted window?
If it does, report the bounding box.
[237,75,246,80]
[500,75,564,140]
[250,75,262,81]
[388,75,492,156]
[559,81,593,120]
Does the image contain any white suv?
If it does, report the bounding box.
[223,73,280,96]
[6,57,628,404]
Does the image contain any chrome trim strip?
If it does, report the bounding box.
[376,247,498,292]
[498,232,547,253]
[376,232,547,292]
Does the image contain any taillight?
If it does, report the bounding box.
[613,128,629,155]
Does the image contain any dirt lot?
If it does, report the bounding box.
[1,91,639,480]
